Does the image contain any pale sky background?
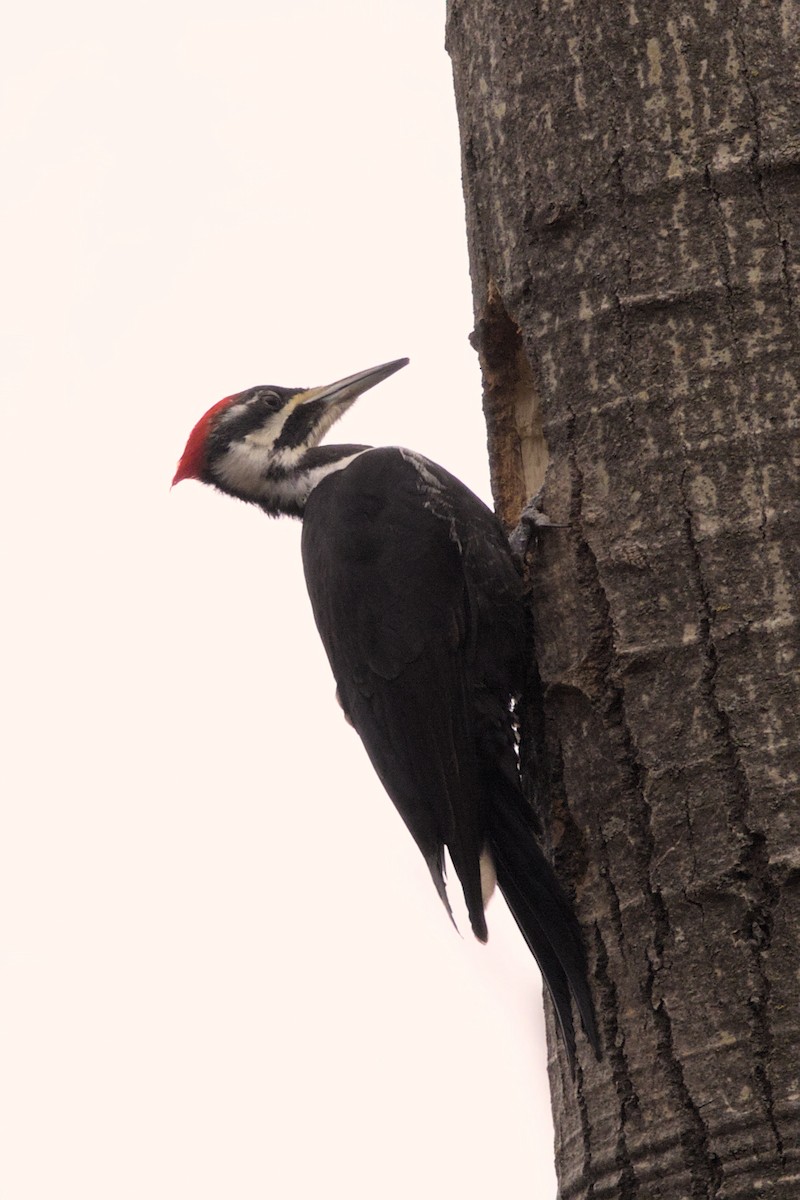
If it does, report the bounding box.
[3,3,559,1196]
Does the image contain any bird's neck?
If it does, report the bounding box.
[211,443,371,518]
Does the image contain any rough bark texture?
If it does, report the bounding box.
[447,2,800,1197]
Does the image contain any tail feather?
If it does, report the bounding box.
[495,861,581,1069]
[487,798,599,1072]
[424,846,490,942]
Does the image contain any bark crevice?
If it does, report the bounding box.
[593,923,638,1200]
[679,469,785,1161]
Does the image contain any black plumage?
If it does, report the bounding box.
[173,358,599,1071]
[302,447,597,1067]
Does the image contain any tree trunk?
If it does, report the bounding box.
[447,2,800,1196]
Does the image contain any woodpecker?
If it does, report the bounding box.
[173,358,598,1070]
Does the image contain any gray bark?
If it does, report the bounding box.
[447,2,800,1196]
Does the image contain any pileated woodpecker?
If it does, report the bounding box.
[174,358,598,1069]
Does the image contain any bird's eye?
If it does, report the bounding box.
[254,389,283,411]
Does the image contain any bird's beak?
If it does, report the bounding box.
[294,357,409,412]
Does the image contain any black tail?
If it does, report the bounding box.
[487,796,600,1073]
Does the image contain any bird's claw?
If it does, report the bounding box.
[509,489,568,557]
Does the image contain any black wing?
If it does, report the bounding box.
[301,446,522,938]
[301,446,598,1068]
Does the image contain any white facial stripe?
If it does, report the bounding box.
[262,455,362,507]
[215,441,274,494]
[242,412,286,448]
[302,400,350,445]
[479,848,497,907]
[214,444,366,508]
[240,393,348,456]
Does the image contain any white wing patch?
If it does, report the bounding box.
[480,848,497,907]
[398,448,463,550]
[398,447,445,494]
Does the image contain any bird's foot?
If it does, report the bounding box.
[509,489,568,557]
